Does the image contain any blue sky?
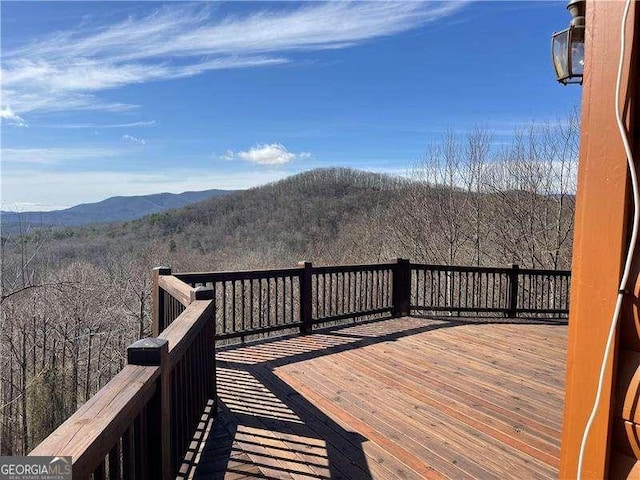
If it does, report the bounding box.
[1,1,581,210]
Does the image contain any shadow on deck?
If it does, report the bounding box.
[189,316,567,480]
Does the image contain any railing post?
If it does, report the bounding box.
[507,263,519,317]
[298,261,313,334]
[152,266,172,336]
[392,258,411,317]
[127,338,171,480]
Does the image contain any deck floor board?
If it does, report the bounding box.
[191,316,566,480]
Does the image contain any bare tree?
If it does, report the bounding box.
[486,114,578,269]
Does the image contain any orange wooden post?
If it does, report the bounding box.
[559,1,640,478]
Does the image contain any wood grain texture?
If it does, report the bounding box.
[158,274,194,307]
[190,316,566,479]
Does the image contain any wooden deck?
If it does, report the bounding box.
[189,316,567,480]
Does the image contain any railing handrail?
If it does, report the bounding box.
[174,261,400,278]
[158,274,194,306]
[163,260,571,341]
[411,262,514,274]
[517,267,571,276]
[410,262,571,276]
[410,262,570,317]
[311,262,396,274]
[175,266,303,283]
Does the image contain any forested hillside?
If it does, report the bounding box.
[46,168,406,268]
[0,118,578,455]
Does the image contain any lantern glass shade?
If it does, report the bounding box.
[571,37,584,76]
[552,29,570,80]
[552,25,585,84]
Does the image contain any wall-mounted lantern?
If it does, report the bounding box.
[552,0,585,85]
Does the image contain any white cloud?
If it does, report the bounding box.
[47,120,156,129]
[0,106,28,127]
[122,134,146,146]
[238,144,295,165]
[1,2,466,117]
[221,150,236,161]
[225,143,311,165]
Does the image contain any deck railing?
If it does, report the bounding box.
[29,259,569,479]
[174,266,304,340]
[30,279,216,480]
[410,263,571,317]
[170,260,569,341]
[172,262,399,341]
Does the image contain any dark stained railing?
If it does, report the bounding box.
[30,259,569,479]
[173,262,399,341]
[310,263,395,324]
[410,263,570,317]
[175,267,303,341]
[410,264,512,315]
[169,260,570,342]
[516,267,571,315]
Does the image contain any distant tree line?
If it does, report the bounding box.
[391,113,578,269]
[0,112,578,454]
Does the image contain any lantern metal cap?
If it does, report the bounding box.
[567,0,585,27]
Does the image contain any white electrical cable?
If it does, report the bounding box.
[577,0,636,477]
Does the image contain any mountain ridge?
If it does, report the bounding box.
[1,188,234,233]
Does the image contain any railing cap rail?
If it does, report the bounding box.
[175,266,303,282]
[158,274,193,306]
[410,263,514,274]
[311,262,396,274]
